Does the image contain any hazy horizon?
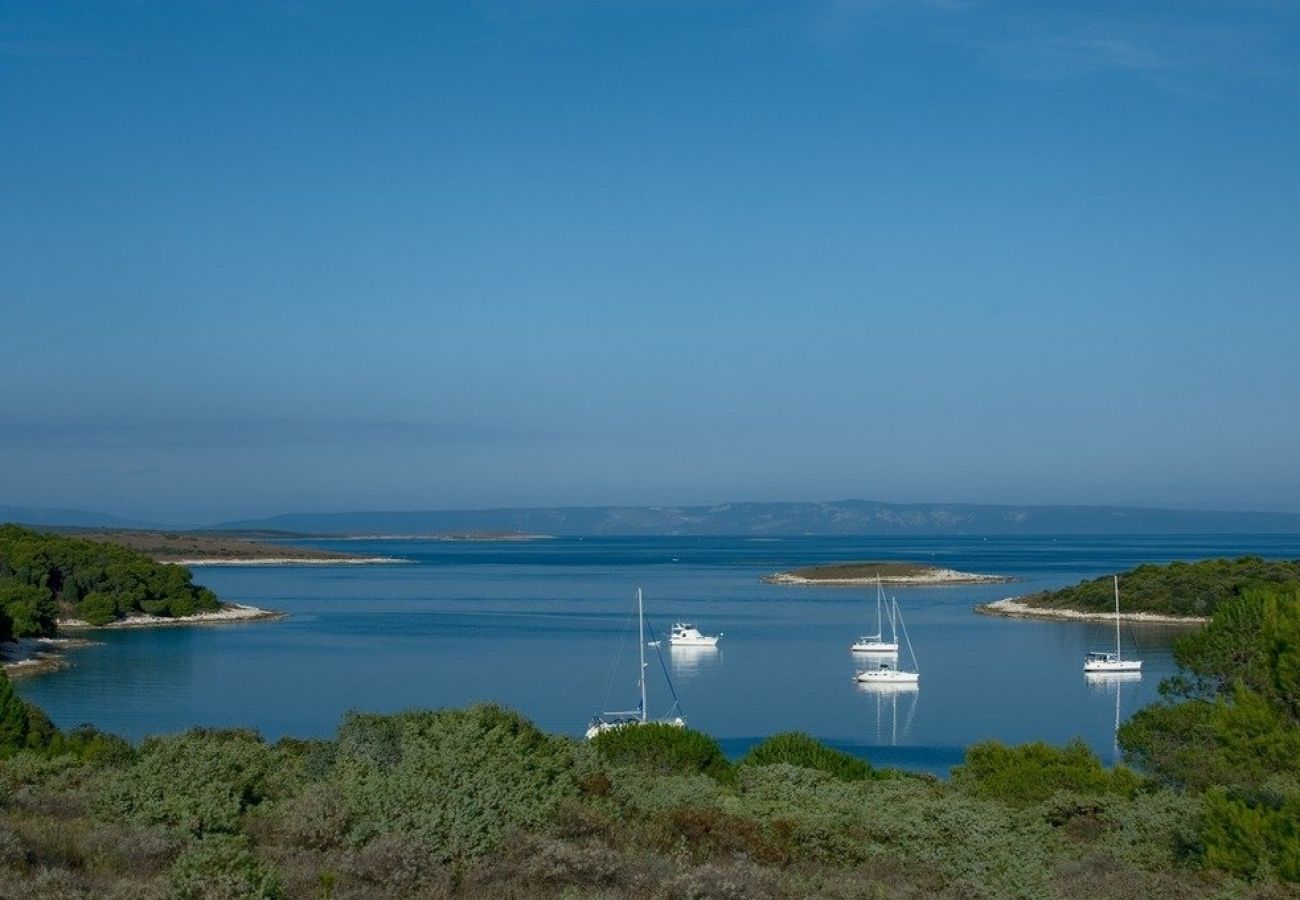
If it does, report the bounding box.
[3,1,1298,522]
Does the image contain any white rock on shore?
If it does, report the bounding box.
[59,603,284,630]
[166,557,408,566]
[976,596,1207,624]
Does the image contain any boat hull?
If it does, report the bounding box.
[1083,659,1142,673]
[855,670,919,684]
[669,636,719,647]
[851,641,899,653]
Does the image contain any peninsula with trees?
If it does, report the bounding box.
[978,556,1300,622]
[0,525,280,675]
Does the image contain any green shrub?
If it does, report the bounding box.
[74,592,120,626]
[740,732,873,782]
[50,723,136,766]
[590,723,733,782]
[332,704,589,864]
[951,739,1142,806]
[1201,785,1300,882]
[0,670,57,756]
[169,834,281,900]
[97,729,300,835]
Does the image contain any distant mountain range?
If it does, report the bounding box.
[211,500,1300,536]
[0,505,165,530]
[6,500,1300,537]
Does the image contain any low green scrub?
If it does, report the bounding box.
[590,722,733,781]
[333,704,590,864]
[739,731,874,781]
[97,729,300,835]
[952,739,1142,806]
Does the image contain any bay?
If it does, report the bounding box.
[16,534,1298,775]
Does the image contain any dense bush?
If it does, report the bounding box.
[951,739,1142,806]
[0,671,57,757]
[332,704,589,864]
[590,723,733,781]
[739,732,875,781]
[97,729,300,835]
[169,834,281,900]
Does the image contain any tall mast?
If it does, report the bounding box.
[875,577,883,636]
[637,588,647,724]
[1113,576,1122,661]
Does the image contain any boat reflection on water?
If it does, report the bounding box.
[856,679,919,747]
[1085,670,1142,761]
[667,643,721,681]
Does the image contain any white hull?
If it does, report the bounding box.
[669,635,719,647]
[855,669,919,684]
[585,717,684,741]
[851,640,899,653]
[1083,576,1143,675]
[1084,659,1142,673]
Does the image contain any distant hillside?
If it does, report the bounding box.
[0,505,163,530]
[213,500,1300,536]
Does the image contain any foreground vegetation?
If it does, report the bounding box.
[1021,556,1300,617]
[0,586,1296,898]
[0,524,222,635]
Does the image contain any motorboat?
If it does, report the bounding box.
[669,622,721,646]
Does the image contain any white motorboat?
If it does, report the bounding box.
[669,622,721,646]
[1083,576,1143,674]
[851,577,899,653]
[855,596,919,684]
[586,588,687,739]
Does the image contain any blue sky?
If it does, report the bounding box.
[2,1,1298,523]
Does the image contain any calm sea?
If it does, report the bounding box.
[16,535,1299,774]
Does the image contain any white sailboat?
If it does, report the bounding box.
[851,577,899,653]
[1083,576,1143,674]
[855,597,919,685]
[586,588,686,740]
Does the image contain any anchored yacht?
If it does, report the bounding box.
[1083,576,1142,674]
[669,623,721,646]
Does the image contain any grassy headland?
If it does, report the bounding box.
[0,583,1296,896]
[982,556,1300,621]
[763,561,1011,585]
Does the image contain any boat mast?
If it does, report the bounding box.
[875,576,883,637]
[1113,576,1122,661]
[638,588,647,724]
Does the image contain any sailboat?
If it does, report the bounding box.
[1083,576,1143,674]
[855,597,919,684]
[851,577,899,653]
[586,588,686,740]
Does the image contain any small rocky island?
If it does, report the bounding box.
[762,561,1012,585]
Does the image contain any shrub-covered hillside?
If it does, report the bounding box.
[0,585,1297,898]
[1022,556,1300,617]
[0,524,220,635]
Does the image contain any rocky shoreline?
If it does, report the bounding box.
[5,604,285,678]
[167,557,407,566]
[975,596,1208,624]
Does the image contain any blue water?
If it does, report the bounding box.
[16,535,1299,775]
